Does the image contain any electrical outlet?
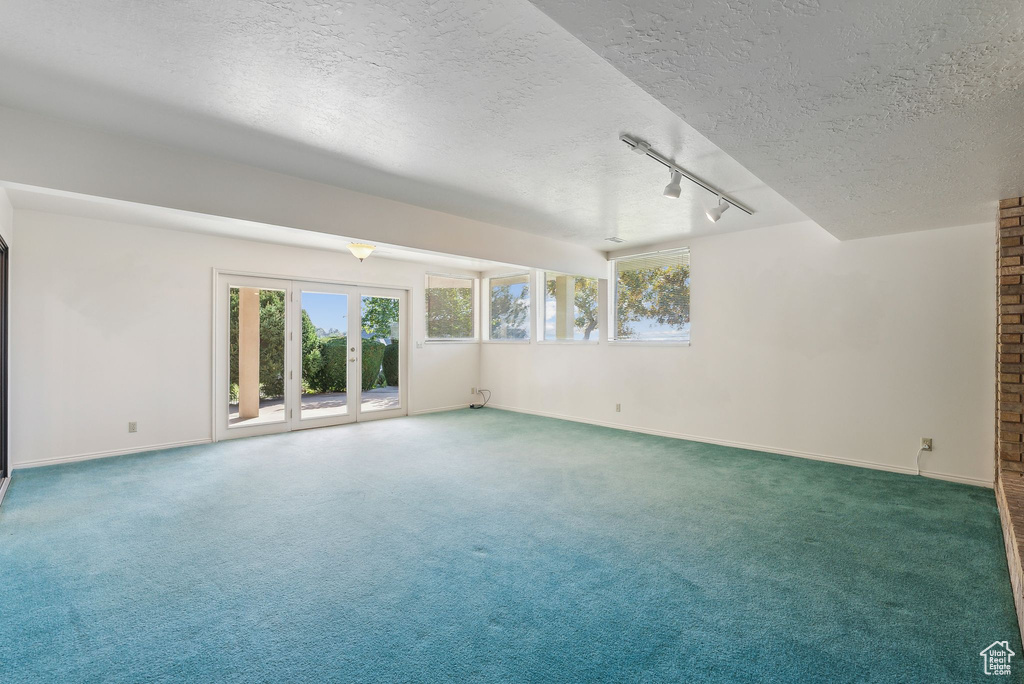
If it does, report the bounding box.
[128,422,138,433]
[471,387,477,395]
[921,437,932,451]
[615,403,621,413]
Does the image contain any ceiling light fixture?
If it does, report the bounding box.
[705,196,730,223]
[347,243,376,262]
[620,134,753,216]
[663,170,683,199]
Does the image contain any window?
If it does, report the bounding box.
[425,274,475,340]
[488,273,530,341]
[612,248,690,343]
[544,272,599,341]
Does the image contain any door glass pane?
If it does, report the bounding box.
[361,295,400,412]
[228,286,286,427]
[300,291,349,419]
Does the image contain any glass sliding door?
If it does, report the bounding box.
[359,290,404,417]
[216,274,407,440]
[292,282,359,430]
[217,276,292,439]
[0,235,7,483]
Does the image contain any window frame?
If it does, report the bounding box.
[424,272,478,343]
[609,248,691,347]
[538,270,600,344]
[484,271,532,344]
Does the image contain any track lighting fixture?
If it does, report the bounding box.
[663,171,682,199]
[619,134,753,219]
[347,243,376,262]
[705,197,729,223]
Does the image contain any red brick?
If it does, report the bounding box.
[1002,197,1023,209]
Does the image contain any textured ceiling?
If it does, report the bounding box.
[528,0,1024,240]
[0,0,808,250]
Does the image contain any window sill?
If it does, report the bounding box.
[607,340,691,347]
[423,339,479,345]
[536,340,600,345]
[481,339,531,345]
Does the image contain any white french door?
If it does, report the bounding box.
[215,274,408,441]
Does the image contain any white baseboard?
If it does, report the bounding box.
[12,438,213,471]
[486,404,993,489]
[411,403,470,416]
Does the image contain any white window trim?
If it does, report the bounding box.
[424,272,479,342]
[484,270,532,343]
[608,248,691,347]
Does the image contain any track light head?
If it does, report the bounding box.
[705,197,729,223]
[663,170,682,199]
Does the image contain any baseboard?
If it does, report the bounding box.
[487,404,993,489]
[411,403,471,416]
[12,438,213,470]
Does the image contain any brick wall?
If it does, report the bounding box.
[998,195,1024,646]
[1000,196,1024,478]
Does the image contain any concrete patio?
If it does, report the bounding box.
[229,387,400,426]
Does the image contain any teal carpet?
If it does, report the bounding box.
[0,409,1018,682]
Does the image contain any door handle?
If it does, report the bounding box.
[349,357,356,363]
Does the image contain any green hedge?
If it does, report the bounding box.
[316,336,348,393]
[361,339,386,391]
[382,341,399,386]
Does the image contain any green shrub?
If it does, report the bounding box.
[316,336,348,392]
[301,309,323,387]
[382,341,399,386]
[361,339,386,391]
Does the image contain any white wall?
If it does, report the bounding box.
[9,207,999,484]
[11,209,481,467]
[481,220,997,486]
